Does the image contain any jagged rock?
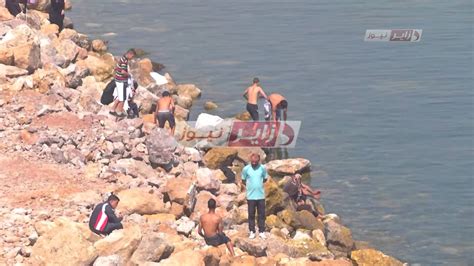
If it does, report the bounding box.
[53,38,81,67]
[31,219,98,265]
[313,229,327,247]
[265,158,311,176]
[0,49,13,65]
[175,216,196,236]
[40,24,59,36]
[265,177,291,215]
[92,39,107,53]
[144,213,176,225]
[162,177,192,205]
[60,61,90,89]
[196,167,221,193]
[93,255,123,266]
[77,75,105,113]
[67,190,102,208]
[203,148,238,169]
[235,238,268,257]
[145,127,177,167]
[159,249,205,266]
[0,64,28,79]
[350,249,404,266]
[116,188,166,215]
[175,94,193,109]
[325,220,354,257]
[93,225,142,263]
[219,183,240,196]
[236,147,266,163]
[110,158,159,180]
[174,105,190,121]
[13,42,42,72]
[32,65,66,94]
[235,111,252,121]
[84,53,115,82]
[130,232,174,264]
[175,84,201,99]
[265,215,292,232]
[296,210,324,231]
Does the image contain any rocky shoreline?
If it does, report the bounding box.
[0,1,405,265]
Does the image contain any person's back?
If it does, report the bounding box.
[198,199,235,256]
[246,84,262,105]
[268,93,285,107]
[155,91,176,134]
[268,93,288,121]
[200,212,222,237]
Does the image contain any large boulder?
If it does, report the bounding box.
[159,249,205,266]
[174,84,201,99]
[60,61,90,89]
[350,249,404,266]
[31,219,98,265]
[13,42,42,72]
[116,188,166,216]
[0,64,28,79]
[84,53,115,82]
[93,225,142,263]
[196,167,221,193]
[0,48,13,65]
[53,38,81,67]
[203,148,238,169]
[77,75,105,113]
[236,147,266,163]
[130,232,174,264]
[109,158,159,180]
[0,6,14,21]
[296,210,324,231]
[145,127,177,167]
[234,238,268,257]
[32,65,66,94]
[265,158,311,176]
[264,177,291,215]
[325,220,355,257]
[162,177,193,205]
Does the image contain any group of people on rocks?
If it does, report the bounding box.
[5,0,66,31]
[88,153,321,257]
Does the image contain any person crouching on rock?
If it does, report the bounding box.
[155,91,176,135]
[110,49,136,117]
[197,199,235,256]
[241,153,268,239]
[89,194,123,236]
[283,174,322,217]
[49,0,65,32]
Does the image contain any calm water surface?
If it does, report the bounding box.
[70,0,473,264]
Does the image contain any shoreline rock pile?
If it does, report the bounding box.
[0,1,405,265]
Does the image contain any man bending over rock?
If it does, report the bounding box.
[89,194,123,235]
[198,199,235,256]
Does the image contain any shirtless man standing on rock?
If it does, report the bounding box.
[155,91,176,135]
[243,77,268,122]
[198,199,235,256]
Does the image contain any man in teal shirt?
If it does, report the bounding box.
[241,153,268,239]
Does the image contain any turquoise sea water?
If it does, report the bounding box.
[70,0,473,264]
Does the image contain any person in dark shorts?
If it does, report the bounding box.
[243,77,268,121]
[89,194,123,236]
[197,199,235,256]
[155,91,176,135]
[267,93,288,121]
[5,0,24,16]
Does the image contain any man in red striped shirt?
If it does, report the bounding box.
[110,49,136,117]
[89,194,123,235]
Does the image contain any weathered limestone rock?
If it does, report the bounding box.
[175,84,201,99]
[77,75,104,113]
[265,177,291,215]
[325,220,354,257]
[162,177,193,205]
[145,127,177,167]
[0,64,28,79]
[31,219,98,265]
[130,232,174,264]
[32,65,66,94]
[203,147,238,169]
[13,42,42,72]
[159,249,205,266]
[92,39,108,53]
[204,101,218,110]
[93,225,142,263]
[117,188,166,215]
[196,167,221,192]
[84,53,115,82]
[93,255,123,266]
[350,249,404,266]
[265,158,311,176]
[110,158,159,180]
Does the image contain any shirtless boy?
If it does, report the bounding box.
[243,77,268,121]
[155,91,176,135]
[198,199,235,256]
